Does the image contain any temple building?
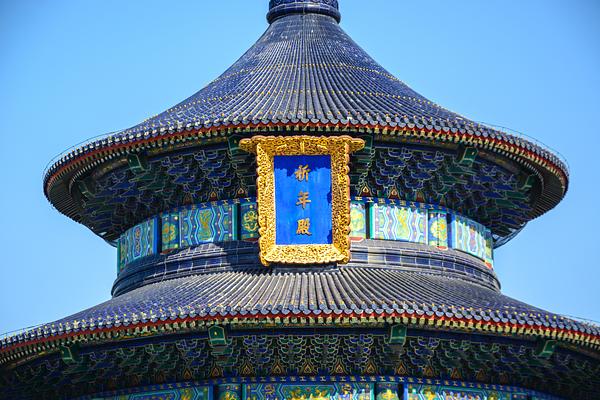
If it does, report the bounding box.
[2,1,599,399]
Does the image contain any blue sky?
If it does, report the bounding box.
[1,0,599,335]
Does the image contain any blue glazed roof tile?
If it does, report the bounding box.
[44,1,567,182]
[3,267,597,348]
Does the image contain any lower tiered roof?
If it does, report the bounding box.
[2,240,599,399]
[2,242,598,359]
[46,267,599,339]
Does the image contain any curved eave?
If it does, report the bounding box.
[43,122,569,241]
[1,309,598,367]
[1,267,597,365]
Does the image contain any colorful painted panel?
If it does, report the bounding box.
[117,196,495,273]
[370,203,427,244]
[161,211,180,252]
[484,232,494,269]
[407,384,510,400]
[450,214,493,267]
[180,203,235,247]
[94,385,210,400]
[245,382,373,400]
[375,383,400,400]
[117,217,158,272]
[218,384,241,400]
[274,155,333,245]
[350,201,367,240]
[427,210,448,248]
[240,202,259,241]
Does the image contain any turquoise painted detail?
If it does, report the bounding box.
[117,217,158,272]
[350,201,367,240]
[80,378,562,400]
[240,202,259,241]
[427,211,448,248]
[450,214,494,268]
[407,383,512,400]
[94,385,211,400]
[180,203,235,247]
[161,211,180,252]
[117,197,496,273]
[245,382,372,400]
[370,203,427,244]
[218,384,242,400]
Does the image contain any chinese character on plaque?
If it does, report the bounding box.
[239,135,364,266]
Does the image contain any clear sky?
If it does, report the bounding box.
[1,0,599,335]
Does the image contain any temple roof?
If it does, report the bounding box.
[55,268,597,332]
[42,0,569,243]
[128,13,477,135]
[2,265,598,355]
[101,5,564,167]
[3,2,594,395]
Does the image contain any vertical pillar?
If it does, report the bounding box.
[231,202,239,241]
[366,202,375,239]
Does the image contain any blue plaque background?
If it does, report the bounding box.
[274,155,332,245]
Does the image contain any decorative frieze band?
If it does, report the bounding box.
[117,198,494,273]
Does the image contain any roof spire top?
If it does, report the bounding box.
[267,0,341,24]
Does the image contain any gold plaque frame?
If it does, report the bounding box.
[239,135,365,266]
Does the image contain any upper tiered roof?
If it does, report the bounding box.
[43,0,568,241]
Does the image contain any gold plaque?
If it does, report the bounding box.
[239,135,364,266]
